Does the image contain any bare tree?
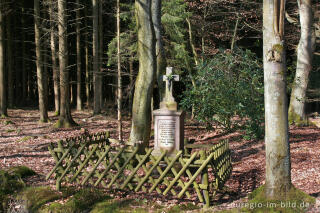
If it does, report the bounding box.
[6,4,13,108]
[129,0,156,150]
[289,0,316,123]
[50,0,60,115]
[34,0,48,122]
[0,0,7,117]
[55,0,76,127]
[152,0,166,100]
[76,0,82,111]
[93,0,101,114]
[117,0,122,141]
[263,0,291,198]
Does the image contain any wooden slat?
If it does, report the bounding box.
[135,150,167,192]
[46,141,76,180]
[70,144,99,182]
[94,146,126,186]
[107,147,139,188]
[149,151,182,193]
[178,152,214,198]
[120,148,153,190]
[163,152,198,196]
[81,145,111,185]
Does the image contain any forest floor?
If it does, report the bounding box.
[1,109,320,212]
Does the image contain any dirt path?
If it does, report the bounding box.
[1,109,320,211]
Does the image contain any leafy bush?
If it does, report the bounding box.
[181,48,264,139]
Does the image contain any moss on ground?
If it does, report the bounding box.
[242,185,316,213]
[0,167,33,212]
[167,203,201,213]
[40,188,105,213]
[18,136,32,142]
[0,170,24,194]
[8,166,36,178]
[17,186,61,212]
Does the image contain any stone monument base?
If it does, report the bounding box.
[160,101,178,111]
[152,109,185,156]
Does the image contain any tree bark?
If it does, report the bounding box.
[55,0,76,127]
[152,0,166,101]
[6,9,13,108]
[0,0,7,116]
[117,0,123,141]
[99,0,103,109]
[93,0,101,114]
[85,6,90,109]
[129,0,156,150]
[76,0,82,111]
[289,0,315,123]
[34,0,48,122]
[21,0,27,101]
[50,0,60,115]
[263,0,291,199]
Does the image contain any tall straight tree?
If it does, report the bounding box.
[263,0,291,198]
[21,0,27,101]
[129,0,156,149]
[55,0,76,127]
[50,0,60,115]
[85,6,90,109]
[152,0,166,100]
[289,0,315,123]
[0,0,7,117]
[6,7,13,108]
[76,0,82,110]
[99,0,103,109]
[117,0,122,141]
[92,0,101,114]
[34,0,48,122]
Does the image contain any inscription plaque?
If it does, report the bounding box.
[153,110,185,156]
[158,119,176,148]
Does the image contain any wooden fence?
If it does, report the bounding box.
[46,131,232,207]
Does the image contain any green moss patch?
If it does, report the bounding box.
[40,188,105,213]
[288,111,314,127]
[18,136,32,142]
[91,198,159,213]
[0,170,25,194]
[167,203,200,213]
[8,166,36,178]
[17,186,61,212]
[244,185,315,213]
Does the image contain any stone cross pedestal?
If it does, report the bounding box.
[153,67,185,156]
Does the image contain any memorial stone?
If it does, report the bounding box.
[153,67,185,156]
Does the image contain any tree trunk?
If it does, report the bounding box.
[263,0,291,199]
[128,54,134,117]
[93,0,101,114]
[21,0,27,101]
[99,0,103,109]
[289,0,315,123]
[50,0,60,115]
[117,0,122,141]
[76,0,82,111]
[55,0,76,128]
[129,0,156,150]
[0,0,7,116]
[6,10,13,108]
[34,0,48,122]
[152,0,166,101]
[85,6,90,109]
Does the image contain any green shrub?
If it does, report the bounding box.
[181,48,264,139]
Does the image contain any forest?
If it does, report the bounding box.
[0,0,320,212]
